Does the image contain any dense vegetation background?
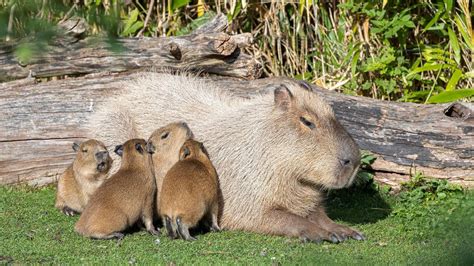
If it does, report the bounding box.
[0,0,473,103]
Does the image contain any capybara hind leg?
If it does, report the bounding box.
[176,217,196,241]
[308,207,365,242]
[261,209,340,244]
[164,216,177,239]
[91,232,124,240]
[209,203,220,232]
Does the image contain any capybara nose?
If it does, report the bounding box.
[95,151,108,161]
[339,159,351,167]
[145,142,155,154]
[180,122,194,138]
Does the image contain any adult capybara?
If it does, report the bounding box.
[55,139,112,216]
[86,72,363,243]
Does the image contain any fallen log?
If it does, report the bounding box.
[0,72,472,188]
[0,14,262,82]
[0,14,472,189]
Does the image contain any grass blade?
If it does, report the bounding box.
[447,27,461,65]
[427,89,474,103]
[445,69,462,91]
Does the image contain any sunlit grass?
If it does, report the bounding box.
[0,185,472,264]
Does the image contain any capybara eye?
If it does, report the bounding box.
[135,143,144,153]
[82,149,88,153]
[161,132,169,139]
[299,117,315,130]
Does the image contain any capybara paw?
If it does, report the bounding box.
[111,232,125,240]
[185,236,197,241]
[168,231,177,239]
[62,206,78,216]
[148,227,161,236]
[300,230,338,244]
[210,224,221,232]
[351,231,365,241]
[328,224,365,242]
[300,234,322,244]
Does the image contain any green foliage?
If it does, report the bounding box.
[121,8,143,36]
[427,88,474,103]
[399,172,463,203]
[170,0,190,11]
[354,151,377,189]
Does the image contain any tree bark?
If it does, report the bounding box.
[0,14,262,82]
[1,73,472,188]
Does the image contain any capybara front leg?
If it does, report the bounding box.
[262,209,340,243]
[308,207,365,242]
[142,195,160,236]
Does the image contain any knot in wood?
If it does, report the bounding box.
[169,43,182,61]
[213,33,236,56]
[444,103,472,121]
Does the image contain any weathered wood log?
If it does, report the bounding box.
[0,14,262,82]
[1,72,472,188]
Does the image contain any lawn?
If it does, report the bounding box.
[0,183,472,264]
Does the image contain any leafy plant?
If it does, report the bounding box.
[1,0,472,103]
[400,172,463,202]
[352,151,379,191]
[392,172,463,221]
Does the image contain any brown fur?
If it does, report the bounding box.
[74,139,158,239]
[87,73,364,243]
[55,139,112,216]
[145,122,193,218]
[159,140,220,240]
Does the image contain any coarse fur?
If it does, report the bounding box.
[74,139,159,239]
[55,139,112,216]
[86,72,364,243]
[146,122,194,218]
[159,139,220,241]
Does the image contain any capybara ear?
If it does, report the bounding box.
[145,141,155,154]
[135,143,144,154]
[179,145,191,161]
[274,85,293,110]
[297,80,314,92]
[114,145,124,157]
[72,142,80,152]
[199,142,210,157]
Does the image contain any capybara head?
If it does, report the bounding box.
[269,83,360,189]
[178,139,209,161]
[72,139,112,176]
[146,122,194,165]
[114,138,149,167]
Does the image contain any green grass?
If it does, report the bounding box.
[0,185,472,264]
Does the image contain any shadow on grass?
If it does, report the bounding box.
[326,186,392,225]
